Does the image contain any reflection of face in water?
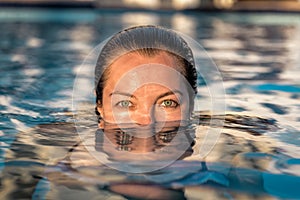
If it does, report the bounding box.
[97,51,194,126]
[95,121,195,162]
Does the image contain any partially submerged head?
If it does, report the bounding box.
[95,25,197,126]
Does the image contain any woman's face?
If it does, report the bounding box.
[97,51,193,126]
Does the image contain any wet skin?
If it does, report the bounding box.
[97,51,193,128]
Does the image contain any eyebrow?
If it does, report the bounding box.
[110,92,137,99]
[156,90,183,101]
[109,90,183,100]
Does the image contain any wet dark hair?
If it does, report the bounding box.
[95,25,197,116]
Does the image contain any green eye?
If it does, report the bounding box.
[161,100,178,108]
[117,100,133,108]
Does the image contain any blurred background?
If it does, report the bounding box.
[0,0,300,11]
[0,0,300,199]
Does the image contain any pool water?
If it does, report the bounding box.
[1,8,300,199]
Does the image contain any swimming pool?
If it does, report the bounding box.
[0,8,300,199]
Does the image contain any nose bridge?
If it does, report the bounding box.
[132,102,154,125]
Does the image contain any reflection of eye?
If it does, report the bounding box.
[160,100,179,108]
[116,100,133,108]
[159,132,176,143]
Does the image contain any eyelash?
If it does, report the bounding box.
[115,99,179,109]
[159,99,179,108]
[115,100,134,108]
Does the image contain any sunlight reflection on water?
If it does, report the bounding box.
[0,9,300,199]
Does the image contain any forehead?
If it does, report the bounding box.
[108,51,183,78]
[104,51,188,93]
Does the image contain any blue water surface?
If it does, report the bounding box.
[0,8,300,200]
